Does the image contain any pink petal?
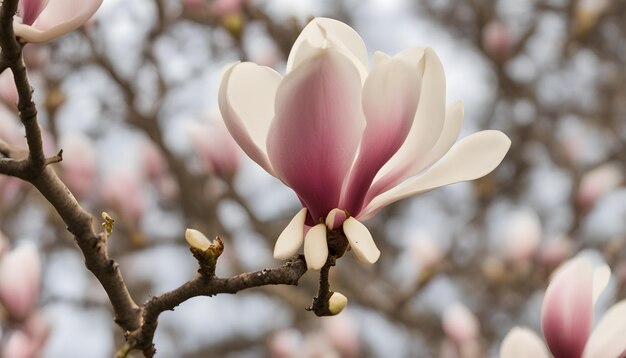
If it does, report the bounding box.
[2,331,34,358]
[0,244,41,321]
[359,130,510,220]
[367,48,447,193]
[364,101,464,207]
[218,62,282,176]
[286,18,368,81]
[340,57,421,215]
[14,0,103,43]
[583,300,626,358]
[267,49,364,222]
[500,327,550,358]
[19,0,46,25]
[542,257,594,358]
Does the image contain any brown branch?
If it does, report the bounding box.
[0,0,142,331]
[122,254,308,357]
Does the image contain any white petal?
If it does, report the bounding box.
[219,62,282,176]
[499,327,550,358]
[370,48,446,187]
[372,50,391,67]
[304,224,328,270]
[592,264,611,306]
[286,17,368,81]
[185,229,211,251]
[342,217,380,264]
[273,208,307,260]
[360,130,510,220]
[583,300,626,358]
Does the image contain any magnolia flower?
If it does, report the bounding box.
[13,0,103,43]
[482,20,513,60]
[0,243,41,321]
[500,257,626,358]
[219,17,510,269]
[442,303,480,346]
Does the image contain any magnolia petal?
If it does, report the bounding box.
[19,0,46,26]
[592,264,611,305]
[14,0,103,43]
[583,300,626,358]
[286,17,368,81]
[219,62,281,176]
[343,217,380,264]
[273,208,307,260]
[360,130,511,220]
[372,50,391,67]
[304,223,328,270]
[267,49,364,221]
[499,327,550,358]
[341,57,421,214]
[325,208,347,230]
[542,257,593,358]
[365,101,464,204]
[369,48,446,188]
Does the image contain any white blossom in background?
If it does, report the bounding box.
[501,208,542,263]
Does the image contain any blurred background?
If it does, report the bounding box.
[1,0,625,356]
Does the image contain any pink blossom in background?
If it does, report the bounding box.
[0,231,8,257]
[60,133,97,200]
[577,163,622,210]
[409,234,445,270]
[501,208,542,263]
[188,117,241,179]
[0,243,41,322]
[13,0,103,43]
[210,0,247,17]
[442,303,480,346]
[2,331,33,358]
[322,313,359,358]
[101,171,146,226]
[220,17,510,270]
[0,71,18,107]
[500,257,626,358]
[141,140,168,181]
[538,237,573,268]
[482,20,513,60]
[182,0,204,10]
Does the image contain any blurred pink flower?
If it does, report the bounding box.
[0,70,18,107]
[60,133,96,200]
[0,243,41,322]
[577,163,622,210]
[442,303,480,346]
[502,208,542,263]
[188,117,241,179]
[141,140,167,181]
[0,231,9,257]
[501,257,626,358]
[210,0,247,16]
[482,21,512,60]
[101,171,145,225]
[538,237,573,268]
[220,17,510,269]
[13,0,103,43]
[322,313,359,358]
[2,331,33,358]
[410,234,445,269]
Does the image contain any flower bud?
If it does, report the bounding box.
[185,229,211,251]
[187,116,241,179]
[577,163,622,210]
[328,292,348,315]
[502,208,541,263]
[482,20,512,60]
